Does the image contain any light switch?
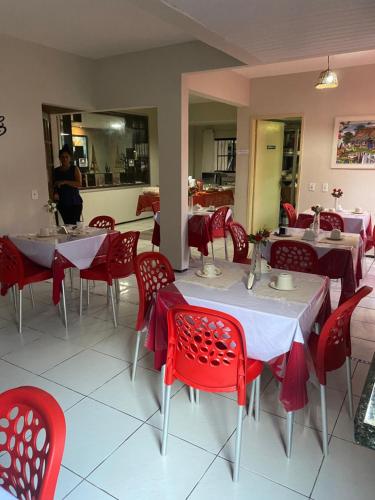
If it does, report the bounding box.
[31,190,39,200]
[322,183,329,192]
[308,183,316,192]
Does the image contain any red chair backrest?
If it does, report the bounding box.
[166,305,248,405]
[314,286,372,384]
[134,252,175,331]
[320,212,344,231]
[0,386,66,500]
[0,237,24,288]
[107,231,139,280]
[227,222,249,263]
[151,201,160,214]
[270,240,318,273]
[296,215,333,231]
[282,203,297,227]
[89,215,115,230]
[209,206,230,239]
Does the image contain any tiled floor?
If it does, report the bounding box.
[1,220,375,499]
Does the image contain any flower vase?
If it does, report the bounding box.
[334,197,338,211]
[253,242,262,281]
[313,213,320,237]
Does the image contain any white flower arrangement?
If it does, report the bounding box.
[45,200,57,213]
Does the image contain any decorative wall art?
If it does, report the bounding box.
[332,116,375,169]
[0,115,7,137]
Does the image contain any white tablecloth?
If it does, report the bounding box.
[10,229,108,269]
[154,208,232,225]
[303,209,370,236]
[174,260,329,362]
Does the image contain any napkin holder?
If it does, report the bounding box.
[302,229,315,241]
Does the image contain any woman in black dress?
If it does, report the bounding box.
[53,146,83,224]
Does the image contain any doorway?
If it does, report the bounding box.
[250,116,302,231]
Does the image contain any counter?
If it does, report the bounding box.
[355,354,375,450]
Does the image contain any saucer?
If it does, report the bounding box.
[269,281,297,291]
[352,211,364,215]
[325,237,343,241]
[196,269,222,278]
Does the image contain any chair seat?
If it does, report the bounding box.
[246,358,263,381]
[80,263,133,282]
[22,257,52,286]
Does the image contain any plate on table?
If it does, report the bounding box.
[325,237,344,241]
[273,232,291,237]
[195,269,222,278]
[351,211,364,215]
[269,281,297,291]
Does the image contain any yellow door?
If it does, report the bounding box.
[251,120,284,232]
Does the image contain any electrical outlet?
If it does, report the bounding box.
[322,183,329,192]
[31,190,39,200]
[308,183,316,192]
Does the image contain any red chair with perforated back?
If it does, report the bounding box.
[134,252,175,382]
[320,212,344,231]
[295,215,333,231]
[270,240,318,274]
[161,305,263,481]
[89,215,115,230]
[227,222,251,264]
[79,231,139,327]
[209,206,230,261]
[0,237,54,333]
[0,386,66,500]
[282,203,297,227]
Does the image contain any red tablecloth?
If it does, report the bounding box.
[136,194,160,216]
[146,281,331,412]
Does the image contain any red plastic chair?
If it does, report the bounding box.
[282,203,297,227]
[151,201,160,215]
[0,386,66,500]
[134,252,175,382]
[209,206,230,261]
[161,305,263,481]
[270,240,318,274]
[295,215,333,231]
[320,212,344,231]
[0,237,54,333]
[89,215,115,230]
[227,222,251,264]
[79,231,139,327]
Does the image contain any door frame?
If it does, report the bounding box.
[247,113,305,232]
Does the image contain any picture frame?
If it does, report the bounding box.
[331,116,375,169]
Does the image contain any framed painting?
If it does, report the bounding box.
[332,116,375,169]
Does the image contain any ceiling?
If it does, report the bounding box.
[1,0,375,65]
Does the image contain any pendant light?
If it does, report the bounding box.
[315,56,338,89]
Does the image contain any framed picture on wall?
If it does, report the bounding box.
[332,116,375,169]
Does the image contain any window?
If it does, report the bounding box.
[215,138,236,171]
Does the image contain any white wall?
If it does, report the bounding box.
[0,35,94,235]
[248,64,375,217]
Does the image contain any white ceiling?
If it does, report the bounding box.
[0,0,192,59]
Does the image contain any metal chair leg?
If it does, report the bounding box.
[224,236,229,261]
[160,364,166,415]
[29,284,35,309]
[286,411,294,458]
[79,278,83,316]
[115,279,120,303]
[18,288,23,334]
[109,284,117,328]
[211,241,215,261]
[254,375,261,421]
[152,244,154,252]
[11,285,17,314]
[247,381,255,417]
[69,268,73,291]
[320,384,329,456]
[346,356,354,418]
[233,405,245,481]
[86,280,90,306]
[131,332,141,381]
[161,384,172,455]
[200,252,204,268]
[189,386,195,403]
[61,280,68,329]
[195,389,200,405]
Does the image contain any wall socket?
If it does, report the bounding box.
[31,190,39,200]
[322,183,329,192]
[308,182,316,192]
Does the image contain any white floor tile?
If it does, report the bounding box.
[2,336,83,374]
[63,397,141,477]
[0,324,42,356]
[65,480,115,499]
[332,394,360,442]
[351,320,375,342]
[351,337,375,362]
[220,411,324,496]
[51,316,117,348]
[54,466,82,500]
[312,437,375,500]
[190,457,306,500]
[352,362,370,397]
[91,328,147,362]
[88,424,213,500]
[43,349,129,395]
[148,389,240,454]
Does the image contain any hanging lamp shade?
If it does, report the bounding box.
[315,56,338,89]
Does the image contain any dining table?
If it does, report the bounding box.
[152,207,232,256]
[8,227,117,305]
[296,209,372,250]
[147,260,331,412]
[263,228,363,305]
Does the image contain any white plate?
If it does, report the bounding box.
[195,269,222,278]
[269,281,297,291]
[352,211,364,215]
[325,237,344,241]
